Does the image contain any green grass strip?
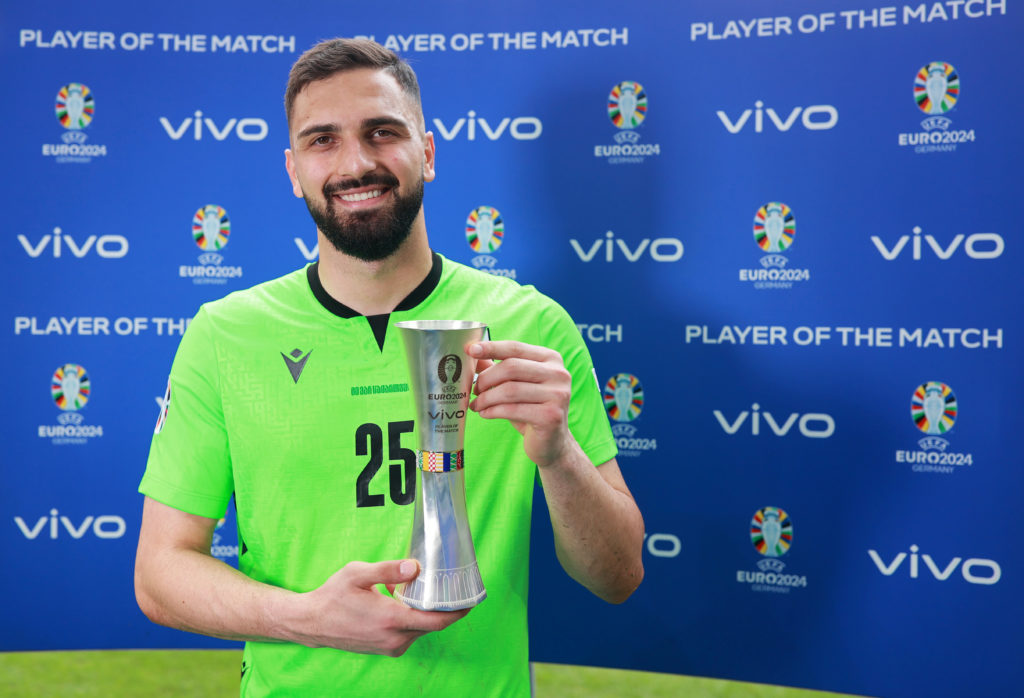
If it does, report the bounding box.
[0,650,870,697]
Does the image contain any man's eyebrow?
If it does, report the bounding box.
[295,117,412,142]
[295,123,338,141]
[362,116,411,132]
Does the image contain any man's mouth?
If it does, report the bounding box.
[338,189,384,203]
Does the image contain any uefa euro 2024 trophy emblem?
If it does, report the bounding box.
[393,320,488,611]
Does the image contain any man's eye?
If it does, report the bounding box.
[312,135,333,146]
[372,129,395,138]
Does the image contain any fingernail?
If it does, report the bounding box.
[399,560,417,576]
[468,343,481,356]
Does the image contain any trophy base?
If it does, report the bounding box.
[394,561,487,611]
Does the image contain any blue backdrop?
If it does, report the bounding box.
[3,2,1020,697]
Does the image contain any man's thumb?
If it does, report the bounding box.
[366,558,419,586]
[398,559,419,580]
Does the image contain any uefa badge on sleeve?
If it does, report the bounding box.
[154,378,172,435]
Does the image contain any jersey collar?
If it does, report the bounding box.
[306,252,443,319]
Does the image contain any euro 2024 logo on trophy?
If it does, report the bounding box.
[393,320,488,611]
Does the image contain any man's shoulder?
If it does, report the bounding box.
[437,256,576,341]
[201,266,311,318]
[187,266,316,342]
[441,256,559,308]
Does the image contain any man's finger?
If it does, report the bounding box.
[346,559,420,589]
[469,340,555,363]
[397,606,472,634]
[471,381,552,412]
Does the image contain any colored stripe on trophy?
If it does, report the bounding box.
[418,450,464,472]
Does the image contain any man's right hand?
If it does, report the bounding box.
[285,559,470,656]
[134,497,469,657]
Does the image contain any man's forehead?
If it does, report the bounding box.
[291,68,422,128]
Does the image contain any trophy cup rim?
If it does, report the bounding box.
[394,320,487,331]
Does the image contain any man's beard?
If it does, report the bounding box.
[305,173,424,262]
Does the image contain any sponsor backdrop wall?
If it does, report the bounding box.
[2,1,1019,696]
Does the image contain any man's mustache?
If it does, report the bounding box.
[323,174,400,196]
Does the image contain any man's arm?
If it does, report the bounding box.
[468,341,644,603]
[134,496,468,655]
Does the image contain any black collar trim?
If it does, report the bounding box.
[306,252,443,319]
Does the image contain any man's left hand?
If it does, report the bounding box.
[467,340,573,469]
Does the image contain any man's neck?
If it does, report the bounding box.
[314,229,433,316]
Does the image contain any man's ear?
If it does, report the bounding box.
[284,149,303,198]
[422,132,436,183]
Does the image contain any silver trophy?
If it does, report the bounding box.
[393,320,488,611]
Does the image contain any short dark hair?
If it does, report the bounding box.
[284,38,422,128]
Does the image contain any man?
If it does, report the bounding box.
[134,38,644,697]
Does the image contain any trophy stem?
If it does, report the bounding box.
[392,320,488,611]
[393,451,486,610]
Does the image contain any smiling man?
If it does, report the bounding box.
[134,38,644,698]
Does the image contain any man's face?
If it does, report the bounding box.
[285,68,435,261]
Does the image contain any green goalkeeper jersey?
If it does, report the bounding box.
[140,254,617,697]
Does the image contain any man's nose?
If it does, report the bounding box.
[334,138,375,180]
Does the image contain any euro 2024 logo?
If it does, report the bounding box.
[897,381,974,473]
[739,202,810,289]
[899,61,975,153]
[465,205,516,279]
[179,204,243,285]
[39,363,104,445]
[44,82,108,163]
[56,83,94,131]
[737,506,807,593]
[602,373,656,457]
[594,81,661,165]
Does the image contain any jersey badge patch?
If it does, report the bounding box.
[281,348,312,384]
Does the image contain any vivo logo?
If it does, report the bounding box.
[295,237,318,261]
[571,231,683,263]
[868,545,1001,585]
[429,409,465,420]
[160,111,269,141]
[871,227,1004,260]
[717,101,838,133]
[643,532,681,558]
[18,228,128,258]
[14,509,126,540]
[713,404,835,438]
[432,111,542,141]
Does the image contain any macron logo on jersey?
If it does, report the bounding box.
[282,348,312,384]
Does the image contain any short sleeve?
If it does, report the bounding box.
[139,306,234,519]
[538,300,618,467]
